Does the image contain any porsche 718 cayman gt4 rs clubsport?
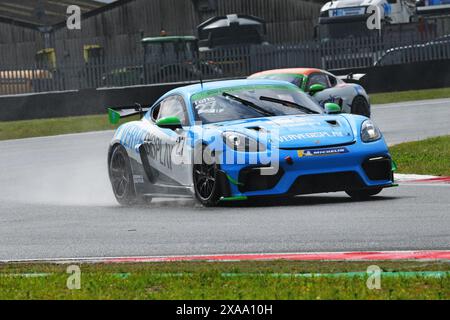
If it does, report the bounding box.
[248,68,371,118]
[107,79,394,206]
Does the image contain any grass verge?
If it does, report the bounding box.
[370,87,450,104]
[390,135,450,176]
[0,114,140,141]
[0,260,449,299]
[0,114,114,141]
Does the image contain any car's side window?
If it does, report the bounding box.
[328,74,338,87]
[307,73,330,89]
[157,95,189,125]
[151,104,161,121]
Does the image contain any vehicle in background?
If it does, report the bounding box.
[102,14,267,86]
[317,0,417,40]
[197,14,267,52]
[102,36,221,86]
[248,68,371,117]
[107,79,394,206]
[316,0,450,40]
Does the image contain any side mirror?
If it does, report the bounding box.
[324,103,341,114]
[156,116,182,130]
[308,83,326,95]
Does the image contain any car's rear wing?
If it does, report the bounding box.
[336,73,366,82]
[107,104,150,124]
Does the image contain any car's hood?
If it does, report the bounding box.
[206,114,356,149]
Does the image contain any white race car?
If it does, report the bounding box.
[249,68,371,117]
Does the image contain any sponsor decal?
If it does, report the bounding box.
[143,133,174,170]
[297,147,349,157]
[116,125,174,170]
[329,7,366,17]
[279,131,345,143]
[116,125,148,153]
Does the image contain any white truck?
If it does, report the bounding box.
[316,0,449,39]
[416,0,450,15]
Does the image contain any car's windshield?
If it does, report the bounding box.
[251,74,304,88]
[191,84,322,124]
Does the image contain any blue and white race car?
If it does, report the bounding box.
[107,79,394,206]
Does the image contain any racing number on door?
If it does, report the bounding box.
[175,136,186,157]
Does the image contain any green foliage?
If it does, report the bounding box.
[390,135,450,176]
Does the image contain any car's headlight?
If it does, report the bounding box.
[222,132,266,152]
[361,120,382,142]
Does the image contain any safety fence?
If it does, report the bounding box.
[0,33,449,96]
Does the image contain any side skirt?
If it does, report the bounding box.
[129,155,193,198]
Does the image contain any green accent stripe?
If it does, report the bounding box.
[80,271,450,278]
[4,271,446,279]
[392,159,398,172]
[220,196,248,202]
[226,174,243,186]
[221,271,450,278]
[0,272,131,279]
[0,273,51,278]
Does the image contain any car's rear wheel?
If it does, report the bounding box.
[109,145,141,206]
[193,145,222,206]
[351,95,370,118]
[346,188,382,200]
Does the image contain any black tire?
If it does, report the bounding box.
[351,95,370,118]
[346,188,382,200]
[193,145,222,206]
[109,145,144,206]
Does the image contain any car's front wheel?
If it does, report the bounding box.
[351,95,370,118]
[346,188,382,200]
[193,145,222,206]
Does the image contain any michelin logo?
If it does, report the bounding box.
[298,147,349,157]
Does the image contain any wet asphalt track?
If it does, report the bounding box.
[0,99,449,261]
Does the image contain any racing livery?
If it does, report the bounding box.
[107,79,393,206]
[248,68,371,117]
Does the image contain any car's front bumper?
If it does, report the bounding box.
[220,139,393,198]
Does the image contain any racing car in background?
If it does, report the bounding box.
[248,68,371,117]
[107,79,394,206]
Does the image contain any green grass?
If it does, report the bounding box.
[370,87,450,104]
[0,261,448,299]
[390,135,450,176]
[0,114,140,141]
[0,114,113,141]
